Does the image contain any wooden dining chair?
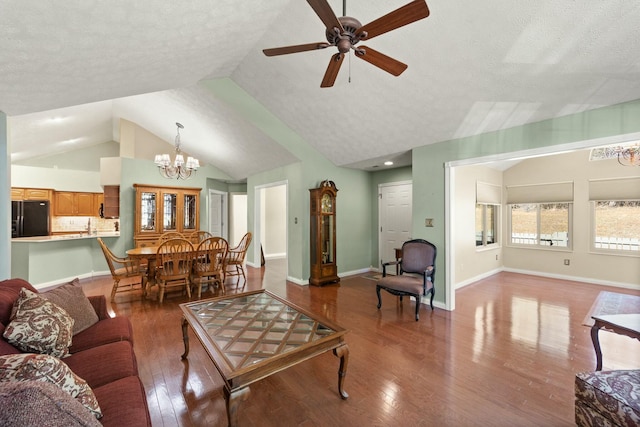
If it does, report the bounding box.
[157,232,184,244]
[155,238,194,303]
[97,238,146,302]
[225,232,252,288]
[188,230,213,245]
[191,237,229,298]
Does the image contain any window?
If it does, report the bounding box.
[476,203,498,246]
[476,181,501,248]
[509,203,571,248]
[589,177,640,254]
[592,201,640,252]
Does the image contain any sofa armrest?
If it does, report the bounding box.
[88,295,111,320]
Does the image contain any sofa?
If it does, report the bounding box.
[0,278,151,426]
[575,369,640,427]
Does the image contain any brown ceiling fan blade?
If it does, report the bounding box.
[357,0,430,41]
[321,53,345,88]
[263,42,330,56]
[355,46,408,76]
[307,0,344,32]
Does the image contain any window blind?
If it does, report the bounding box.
[588,177,640,201]
[476,181,502,204]
[506,181,573,204]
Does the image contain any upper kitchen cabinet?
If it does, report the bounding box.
[101,185,120,219]
[11,188,53,201]
[54,191,98,216]
[133,184,201,247]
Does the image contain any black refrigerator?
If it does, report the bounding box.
[11,200,50,238]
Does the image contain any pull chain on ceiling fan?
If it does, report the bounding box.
[263,0,430,88]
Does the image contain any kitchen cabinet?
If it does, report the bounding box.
[101,185,120,218]
[133,184,201,247]
[11,188,53,201]
[54,191,98,216]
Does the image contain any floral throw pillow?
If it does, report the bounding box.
[3,288,74,358]
[0,353,102,419]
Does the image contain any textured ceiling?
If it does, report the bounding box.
[2,0,640,180]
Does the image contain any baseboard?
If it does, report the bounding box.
[455,268,503,290]
[33,270,111,291]
[502,267,640,290]
[264,253,286,260]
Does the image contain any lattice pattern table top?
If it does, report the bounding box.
[183,292,336,370]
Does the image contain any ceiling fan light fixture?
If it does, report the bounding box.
[154,122,200,180]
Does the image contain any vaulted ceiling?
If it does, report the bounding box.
[2,1,639,181]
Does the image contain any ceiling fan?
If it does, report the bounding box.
[263,0,430,87]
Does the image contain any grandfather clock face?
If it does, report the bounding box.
[321,193,333,213]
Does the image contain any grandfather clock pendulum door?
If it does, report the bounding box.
[309,180,339,286]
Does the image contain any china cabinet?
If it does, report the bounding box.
[309,180,339,286]
[133,184,201,247]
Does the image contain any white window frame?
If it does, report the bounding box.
[590,200,640,256]
[476,203,500,248]
[508,203,573,250]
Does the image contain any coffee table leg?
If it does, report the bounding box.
[181,317,190,360]
[590,322,603,371]
[224,386,250,427]
[333,344,349,399]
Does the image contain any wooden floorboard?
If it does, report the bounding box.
[78,262,640,426]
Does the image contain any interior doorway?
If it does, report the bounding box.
[254,181,287,274]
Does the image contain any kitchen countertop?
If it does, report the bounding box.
[12,232,120,243]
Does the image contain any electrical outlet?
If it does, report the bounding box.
[495,254,499,261]
[564,259,570,266]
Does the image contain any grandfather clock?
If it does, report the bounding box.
[309,180,339,286]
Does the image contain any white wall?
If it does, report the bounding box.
[454,164,503,286]
[229,193,247,247]
[263,185,286,258]
[11,165,102,192]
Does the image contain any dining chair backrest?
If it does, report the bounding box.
[189,230,213,244]
[156,238,194,280]
[158,232,184,244]
[194,237,229,277]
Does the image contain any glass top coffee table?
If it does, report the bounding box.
[179,289,349,426]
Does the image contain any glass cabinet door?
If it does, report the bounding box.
[183,194,197,230]
[140,192,157,232]
[163,192,178,231]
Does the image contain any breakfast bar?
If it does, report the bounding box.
[11,232,119,288]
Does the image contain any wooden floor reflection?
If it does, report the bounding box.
[79,262,640,426]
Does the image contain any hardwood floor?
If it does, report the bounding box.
[79,262,640,426]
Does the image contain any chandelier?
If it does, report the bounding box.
[154,122,200,179]
[617,145,640,166]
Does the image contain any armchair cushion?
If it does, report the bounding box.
[41,278,99,335]
[3,288,74,358]
[575,369,640,427]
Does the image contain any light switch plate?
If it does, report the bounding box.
[425,218,434,227]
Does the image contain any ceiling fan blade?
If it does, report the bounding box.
[355,46,408,76]
[321,53,345,88]
[307,0,344,32]
[357,0,430,41]
[263,42,330,56]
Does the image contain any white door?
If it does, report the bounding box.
[208,190,227,240]
[378,182,412,271]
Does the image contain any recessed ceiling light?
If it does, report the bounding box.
[384,161,393,166]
